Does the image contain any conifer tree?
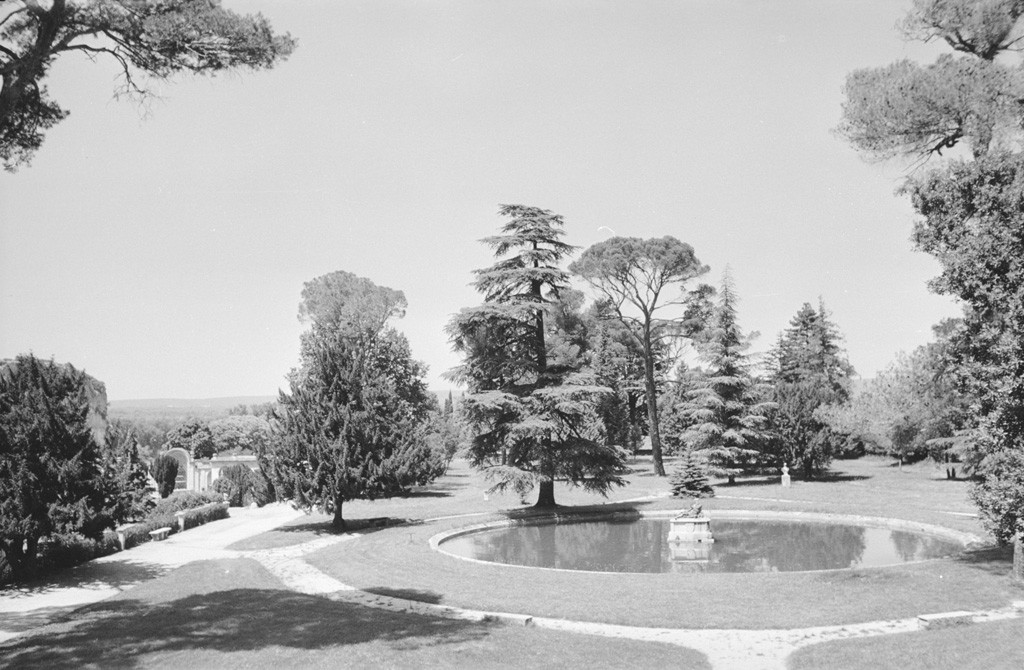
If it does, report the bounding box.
[670,448,715,498]
[268,272,440,529]
[0,355,111,578]
[102,420,155,522]
[153,454,179,499]
[768,300,854,477]
[678,270,772,483]
[447,205,626,507]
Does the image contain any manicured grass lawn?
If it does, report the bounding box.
[788,617,1024,670]
[252,456,1022,629]
[0,558,709,669]
[5,456,1019,669]
[307,511,1018,629]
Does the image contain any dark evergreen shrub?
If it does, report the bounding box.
[670,450,715,498]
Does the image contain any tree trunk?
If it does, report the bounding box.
[643,331,666,476]
[331,499,347,531]
[1013,532,1024,583]
[535,479,556,508]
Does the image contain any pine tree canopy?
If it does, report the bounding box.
[0,0,296,170]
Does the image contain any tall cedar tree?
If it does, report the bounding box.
[0,355,111,578]
[447,205,626,507]
[768,301,854,478]
[269,273,440,529]
[678,270,772,483]
[570,236,710,475]
[838,2,1024,557]
[0,0,295,170]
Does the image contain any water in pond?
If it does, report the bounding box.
[440,519,962,573]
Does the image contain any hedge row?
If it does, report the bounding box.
[152,490,223,516]
[119,501,229,550]
[1,499,232,585]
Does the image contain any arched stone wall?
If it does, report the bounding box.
[165,447,192,490]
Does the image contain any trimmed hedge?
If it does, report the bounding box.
[1,498,230,585]
[118,501,229,549]
[151,490,223,516]
[179,501,230,531]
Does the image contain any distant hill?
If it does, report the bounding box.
[109,389,464,419]
[109,396,278,411]
[107,396,278,423]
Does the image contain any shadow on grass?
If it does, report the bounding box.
[500,500,656,522]
[395,490,454,499]
[954,543,1015,577]
[0,588,489,669]
[1,559,168,599]
[272,516,416,535]
[363,587,444,604]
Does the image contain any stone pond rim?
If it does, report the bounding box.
[429,509,982,574]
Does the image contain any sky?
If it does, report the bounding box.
[0,0,961,401]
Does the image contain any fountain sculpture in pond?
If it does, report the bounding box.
[668,499,715,544]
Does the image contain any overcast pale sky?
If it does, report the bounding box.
[0,0,959,401]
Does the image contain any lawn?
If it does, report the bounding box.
[0,558,708,670]
[5,455,1020,669]
[788,617,1024,670]
[234,456,1021,630]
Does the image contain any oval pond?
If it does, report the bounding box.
[439,518,963,573]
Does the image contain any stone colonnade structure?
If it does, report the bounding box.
[163,448,260,492]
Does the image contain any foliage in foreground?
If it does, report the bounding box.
[839,0,1024,543]
[0,355,113,579]
[0,0,295,170]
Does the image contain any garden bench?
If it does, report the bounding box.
[149,527,172,541]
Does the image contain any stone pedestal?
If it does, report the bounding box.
[669,541,712,562]
[667,516,715,543]
[781,462,792,488]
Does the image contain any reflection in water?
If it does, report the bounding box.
[442,519,961,574]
